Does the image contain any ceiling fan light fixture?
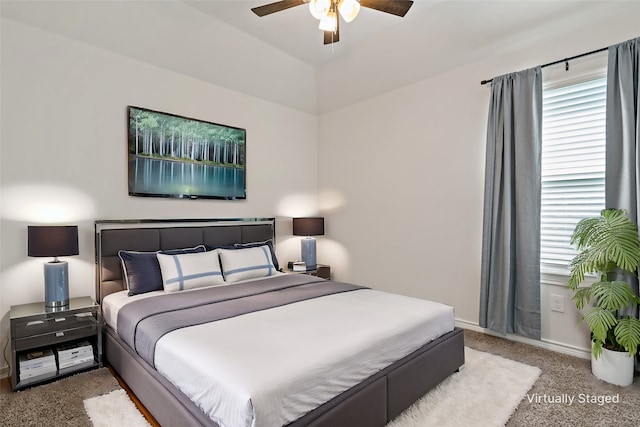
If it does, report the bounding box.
[309,0,331,20]
[318,9,337,32]
[251,0,414,45]
[338,0,360,23]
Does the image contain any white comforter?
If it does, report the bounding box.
[103,286,454,427]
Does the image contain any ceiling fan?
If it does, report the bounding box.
[251,0,414,45]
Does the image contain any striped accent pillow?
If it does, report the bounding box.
[157,249,225,292]
[219,245,276,284]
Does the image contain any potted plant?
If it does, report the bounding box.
[568,208,640,386]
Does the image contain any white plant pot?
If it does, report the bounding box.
[591,345,634,386]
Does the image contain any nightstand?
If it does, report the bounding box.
[9,296,102,391]
[286,264,331,279]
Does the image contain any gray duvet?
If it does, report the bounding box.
[117,274,366,366]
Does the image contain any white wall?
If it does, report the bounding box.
[318,15,639,355]
[0,19,318,366]
[317,61,487,328]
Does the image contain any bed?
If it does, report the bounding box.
[95,218,465,427]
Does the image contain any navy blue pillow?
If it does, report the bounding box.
[119,245,206,296]
[204,244,237,251]
[233,239,280,271]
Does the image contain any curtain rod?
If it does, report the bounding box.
[480,46,609,85]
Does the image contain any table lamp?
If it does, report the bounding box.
[292,217,324,270]
[28,225,79,308]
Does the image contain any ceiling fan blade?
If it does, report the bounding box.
[359,0,414,17]
[323,15,340,45]
[251,0,306,17]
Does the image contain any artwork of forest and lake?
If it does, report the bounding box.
[128,106,246,200]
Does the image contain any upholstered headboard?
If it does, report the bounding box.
[94,218,276,303]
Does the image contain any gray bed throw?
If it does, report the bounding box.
[118,274,367,366]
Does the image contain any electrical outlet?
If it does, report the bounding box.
[550,294,565,313]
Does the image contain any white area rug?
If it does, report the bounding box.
[388,347,542,427]
[83,347,540,427]
[84,389,151,427]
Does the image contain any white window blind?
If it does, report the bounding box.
[540,77,606,273]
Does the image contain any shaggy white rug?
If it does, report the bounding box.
[84,389,151,427]
[84,347,540,427]
[387,347,542,427]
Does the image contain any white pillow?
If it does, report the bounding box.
[157,249,225,292]
[219,246,276,284]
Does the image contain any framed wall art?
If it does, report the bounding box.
[128,106,246,200]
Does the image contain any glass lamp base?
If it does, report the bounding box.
[301,237,317,270]
[44,261,70,308]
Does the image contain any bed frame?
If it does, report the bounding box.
[95,218,465,427]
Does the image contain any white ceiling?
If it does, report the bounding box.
[2,1,639,113]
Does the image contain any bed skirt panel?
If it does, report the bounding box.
[305,377,387,427]
[387,327,465,419]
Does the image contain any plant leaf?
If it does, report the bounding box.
[614,316,640,356]
[592,339,603,359]
[572,287,592,310]
[569,209,640,284]
[582,307,617,342]
[590,281,638,311]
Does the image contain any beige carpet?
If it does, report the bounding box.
[0,368,119,427]
[464,330,640,427]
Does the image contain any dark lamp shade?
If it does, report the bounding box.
[28,226,79,257]
[293,217,324,236]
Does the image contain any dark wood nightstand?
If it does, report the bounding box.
[9,296,102,391]
[285,264,331,279]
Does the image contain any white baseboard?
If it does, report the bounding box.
[0,365,9,379]
[455,319,591,360]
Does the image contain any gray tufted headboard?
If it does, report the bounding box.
[94,218,275,303]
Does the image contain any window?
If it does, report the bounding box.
[540,77,606,275]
